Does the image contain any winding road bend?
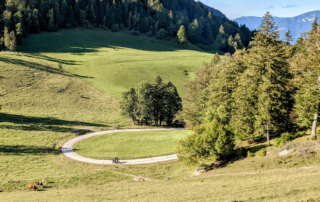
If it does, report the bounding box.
[62,128,185,165]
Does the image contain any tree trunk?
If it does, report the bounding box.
[311,112,318,139]
[267,120,270,147]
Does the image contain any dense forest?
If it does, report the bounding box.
[0,0,253,51]
[176,13,320,165]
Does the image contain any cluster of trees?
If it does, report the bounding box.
[0,0,253,51]
[176,13,320,165]
[121,76,182,126]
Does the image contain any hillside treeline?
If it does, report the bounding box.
[0,0,253,51]
[176,13,320,165]
[121,76,182,126]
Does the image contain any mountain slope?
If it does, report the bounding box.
[202,4,227,19]
[234,11,320,42]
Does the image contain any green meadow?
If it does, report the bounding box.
[0,28,319,201]
[19,28,215,99]
[73,130,190,159]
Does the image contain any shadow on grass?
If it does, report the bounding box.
[0,124,93,135]
[0,113,106,127]
[19,28,217,55]
[0,56,71,77]
[0,145,47,155]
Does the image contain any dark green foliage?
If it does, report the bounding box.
[255,149,266,157]
[290,23,320,139]
[177,119,235,165]
[0,0,252,51]
[121,76,182,126]
[232,12,292,143]
[156,28,168,39]
[111,24,120,32]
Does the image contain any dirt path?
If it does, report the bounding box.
[61,128,185,165]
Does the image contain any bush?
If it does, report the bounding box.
[255,148,267,157]
[274,132,306,147]
[111,24,119,32]
[176,119,235,165]
[156,28,168,39]
[247,151,254,158]
[132,31,140,36]
[147,31,153,37]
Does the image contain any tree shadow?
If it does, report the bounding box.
[24,53,80,66]
[73,74,94,79]
[0,56,71,77]
[0,113,105,127]
[0,145,47,156]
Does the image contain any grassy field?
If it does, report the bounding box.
[1,29,320,201]
[73,130,190,159]
[19,28,215,99]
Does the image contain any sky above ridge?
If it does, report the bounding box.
[201,0,320,19]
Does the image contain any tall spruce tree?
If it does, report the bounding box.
[289,23,320,139]
[233,12,292,145]
[284,29,293,45]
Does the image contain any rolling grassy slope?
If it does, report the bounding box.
[0,29,320,201]
[19,28,215,99]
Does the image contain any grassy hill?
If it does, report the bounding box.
[19,28,216,99]
[0,29,320,201]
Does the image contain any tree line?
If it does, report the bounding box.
[176,13,320,165]
[0,0,253,51]
[121,76,182,126]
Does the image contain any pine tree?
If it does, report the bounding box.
[9,31,17,51]
[15,23,23,44]
[210,52,221,66]
[47,9,56,31]
[79,10,87,26]
[4,27,10,50]
[290,23,320,139]
[208,12,212,19]
[234,33,243,49]
[228,35,235,53]
[177,25,187,45]
[233,12,292,145]
[74,0,80,23]
[311,17,318,32]
[284,29,293,45]
[89,4,96,24]
[32,9,40,33]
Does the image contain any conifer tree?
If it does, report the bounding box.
[234,33,243,49]
[9,31,17,51]
[32,9,40,33]
[4,27,10,50]
[210,52,221,66]
[311,17,318,32]
[177,25,187,45]
[74,0,80,23]
[284,29,293,45]
[233,12,292,145]
[290,23,320,139]
[15,23,23,44]
[47,9,56,31]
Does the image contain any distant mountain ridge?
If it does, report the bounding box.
[234,11,320,42]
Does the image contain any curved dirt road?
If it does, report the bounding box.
[62,128,185,165]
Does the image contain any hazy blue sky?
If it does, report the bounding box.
[200,0,320,19]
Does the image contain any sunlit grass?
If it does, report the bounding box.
[73,130,190,159]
